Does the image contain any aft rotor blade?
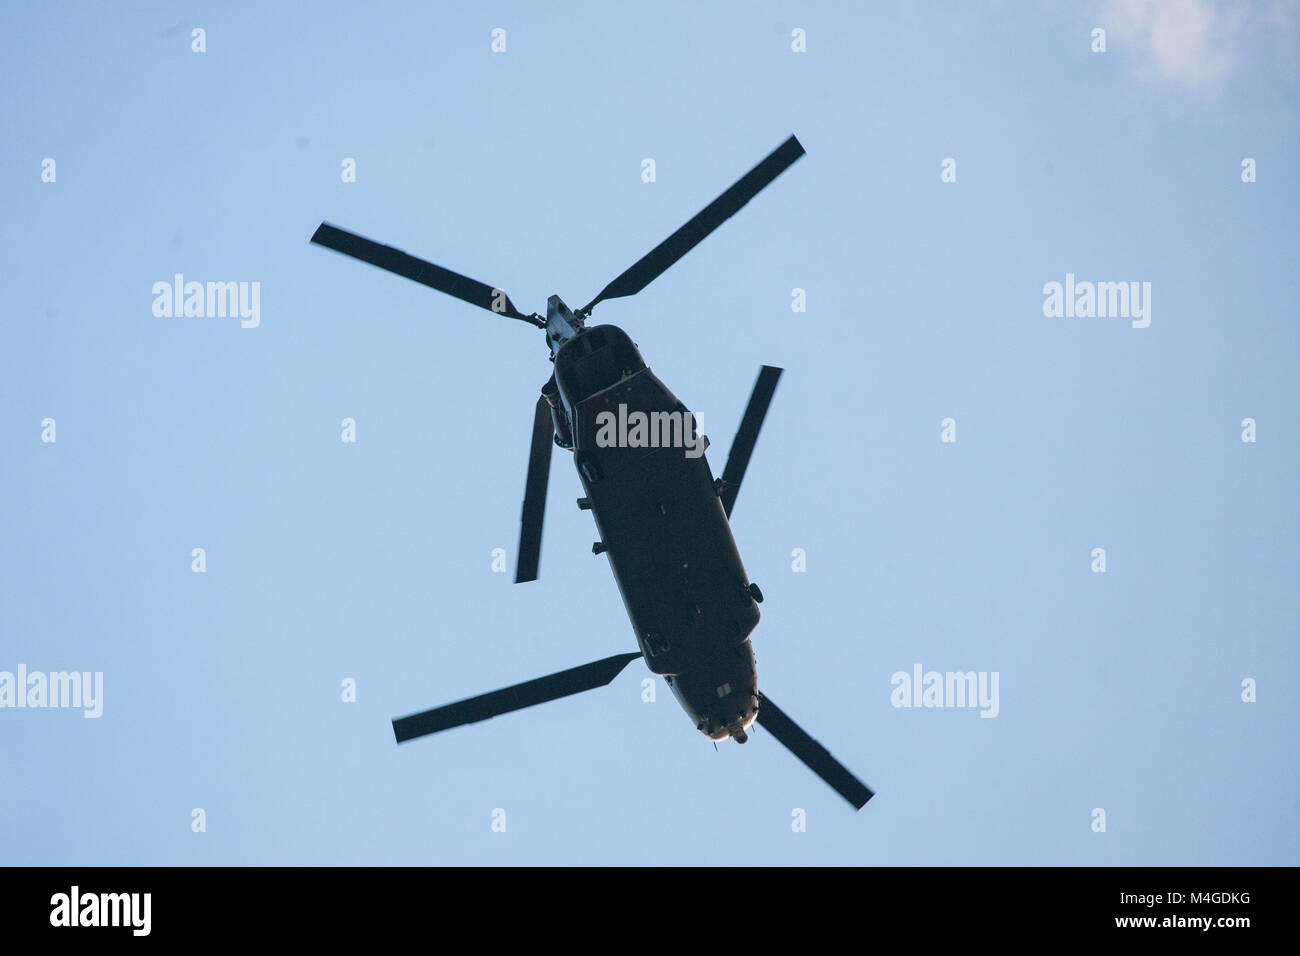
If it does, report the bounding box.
[581,135,806,314]
[311,222,543,326]
[392,652,642,743]
[718,365,783,518]
[756,692,874,810]
[515,396,554,584]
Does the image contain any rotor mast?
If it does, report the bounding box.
[545,295,586,358]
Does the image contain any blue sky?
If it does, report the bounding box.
[2,1,1296,864]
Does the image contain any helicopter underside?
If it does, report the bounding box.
[555,329,763,742]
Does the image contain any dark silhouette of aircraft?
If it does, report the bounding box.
[311,135,874,809]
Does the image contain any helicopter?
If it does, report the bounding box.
[310,134,874,809]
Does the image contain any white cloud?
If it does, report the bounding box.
[1100,0,1247,88]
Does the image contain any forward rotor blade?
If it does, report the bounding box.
[581,135,806,314]
[756,692,874,810]
[311,222,542,326]
[392,652,642,743]
[515,396,554,584]
[718,365,782,518]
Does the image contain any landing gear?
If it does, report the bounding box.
[747,582,764,604]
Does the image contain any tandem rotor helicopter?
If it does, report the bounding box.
[311,135,875,809]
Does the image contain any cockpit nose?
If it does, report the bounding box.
[718,702,758,743]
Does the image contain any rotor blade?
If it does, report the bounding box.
[718,365,782,518]
[756,692,874,810]
[392,652,642,743]
[581,135,806,314]
[515,396,554,584]
[311,222,542,326]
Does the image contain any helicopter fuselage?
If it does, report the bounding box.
[553,322,761,742]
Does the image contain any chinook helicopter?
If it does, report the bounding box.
[310,135,874,809]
